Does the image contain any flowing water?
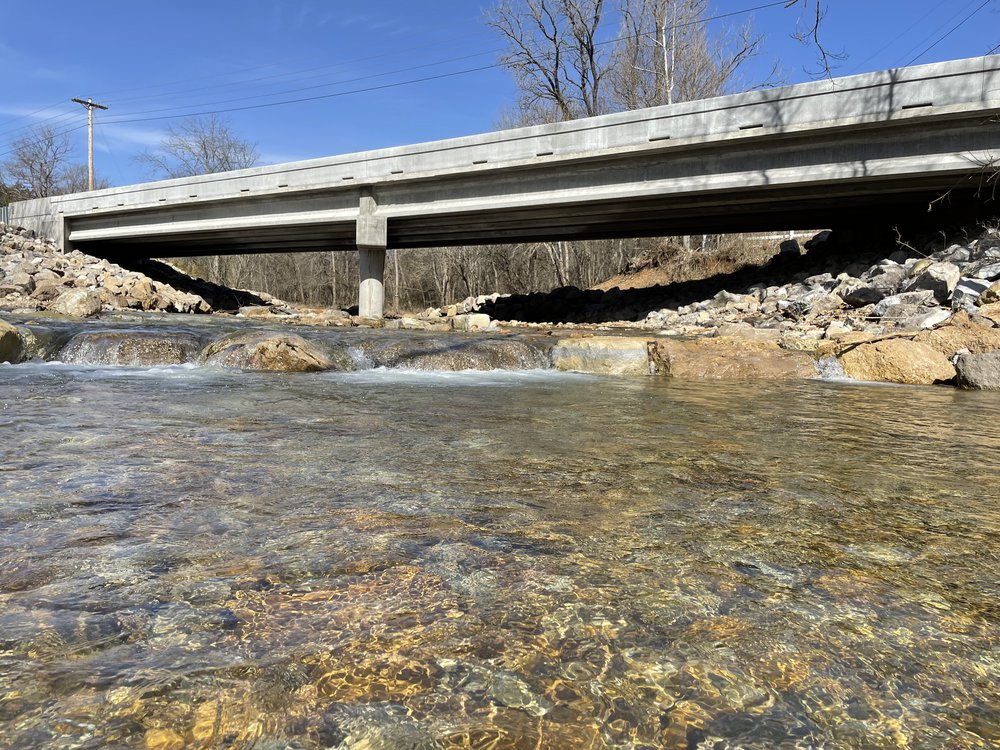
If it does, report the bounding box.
[1,316,999,749]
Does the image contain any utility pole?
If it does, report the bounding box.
[71,97,109,191]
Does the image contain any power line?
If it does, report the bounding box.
[0,0,790,161]
[95,49,502,121]
[905,0,994,66]
[847,0,969,74]
[0,99,78,131]
[98,0,790,125]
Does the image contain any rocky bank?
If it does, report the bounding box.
[427,227,1000,389]
[4,221,1000,389]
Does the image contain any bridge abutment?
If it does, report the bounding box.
[356,192,388,318]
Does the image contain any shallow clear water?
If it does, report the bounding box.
[1,348,999,748]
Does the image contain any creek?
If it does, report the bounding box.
[0,314,998,748]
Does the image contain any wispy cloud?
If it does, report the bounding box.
[101,122,168,150]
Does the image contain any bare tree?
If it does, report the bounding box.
[784,0,841,77]
[487,0,610,124]
[2,125,74,198]
[137,115,259,178]
[611,0,765,109]
[59,163,110,194]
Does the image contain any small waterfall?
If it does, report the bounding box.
[816,356,851,381]
[60,330,204,367]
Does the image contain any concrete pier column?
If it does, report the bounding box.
[356,191,388,318]
[359,247,386,318]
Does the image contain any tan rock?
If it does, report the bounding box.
[978,302,1000,324]
[50,289,102,317]
[29,277,69,301]
[552,336,651,376]
[714,322,782,341]
[838,339,955,385]
[0,319,25,363]
[451,313,493,331]
[202,332,332,372]
[979,280,1000,304]
[914,311,1000,356]
[649,337,818,380]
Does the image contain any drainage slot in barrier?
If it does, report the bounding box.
[739,123,764,130]
[901,102,933,110]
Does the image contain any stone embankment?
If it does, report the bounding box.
[0,224,212,315]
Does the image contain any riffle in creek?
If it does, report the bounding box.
[0,313,999,749]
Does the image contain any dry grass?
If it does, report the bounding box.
[595,234,786,290]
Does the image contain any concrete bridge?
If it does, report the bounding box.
[9,55,1000,317]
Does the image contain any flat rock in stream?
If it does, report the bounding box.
[838,339,955,385]
[551,336,651,376]
[648,337,818,380]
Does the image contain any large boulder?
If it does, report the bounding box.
[202,332,333,372]
[835,279,885,308]
[838,339,955,385]
[0,320,26,363]
[863,261,909,292]
[873,291,937,324]
[50,289,103,318]
[904,261,961,305]
[955,352,1000,390]
[648,337,817,380]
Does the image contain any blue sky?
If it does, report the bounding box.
[1,0,998,186]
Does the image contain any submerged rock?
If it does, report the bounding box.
[202,332,335,372]
[648,338,817,380]
[60,331,203,366]
[955,352,1000,390]
[838,339,955,385]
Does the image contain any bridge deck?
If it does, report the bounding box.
[8,55,1000,315]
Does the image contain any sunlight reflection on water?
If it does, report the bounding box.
[0,361,998,749]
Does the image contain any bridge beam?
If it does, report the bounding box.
[356,192,388,318]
